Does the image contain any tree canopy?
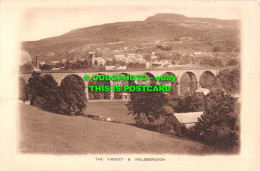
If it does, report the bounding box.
[167,94,204,113]
[192,89,239,152]
[216,68,240,94]
[58,74,87,115]
[25,72,87,115]
[127,84,168,123]
[26,72,59,112]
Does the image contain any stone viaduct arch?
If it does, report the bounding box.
[199,71,217,90]
[180,71,198,96]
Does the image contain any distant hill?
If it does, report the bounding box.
[146,13,239,28]
[21,13,240,63]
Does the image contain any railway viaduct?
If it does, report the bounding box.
[20,67,223,100]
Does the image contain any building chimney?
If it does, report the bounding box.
[89,52,96,66]
[35,56,39,69]
[92,53,95,65]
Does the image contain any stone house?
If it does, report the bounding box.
[165,112,203,136]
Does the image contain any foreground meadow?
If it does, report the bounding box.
[19,102,213,154]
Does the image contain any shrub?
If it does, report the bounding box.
[158,115,178,135]
[132,115,167,133]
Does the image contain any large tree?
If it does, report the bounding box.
[127,84,168,124]
[58,74,87,115]
[25,72,87,115]
[192,89,239,152]
[26,72,59,112]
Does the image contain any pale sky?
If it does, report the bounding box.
[20,6,241,41]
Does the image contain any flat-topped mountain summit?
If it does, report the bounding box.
[146,13,238,27]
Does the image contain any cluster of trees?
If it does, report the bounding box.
[39,56,147,71]
[127,63,146,69]
[227,59,239,66]
[40,59,93,71]
[127,91,205,124]
[106,58,146,69]
[127,87,240,153]
[190,90,240,152]
[106,59,126,66]
[64,60,92,70]
[40,64,53,70]
[198,67,240,94]
[167,95,205,113]
[19,72,87,115]
[212,40,240,53]
[216,68,240,94]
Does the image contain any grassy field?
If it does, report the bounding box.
[19,103,213,154]
[84,100,135,124]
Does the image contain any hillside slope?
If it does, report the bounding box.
[19,103,213,154]
[21,13,240,62]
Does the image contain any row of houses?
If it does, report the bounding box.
[39,59,68,66]
[38,50,198,71]
[114,54,146,64]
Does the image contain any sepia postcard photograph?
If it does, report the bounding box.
[0,0,260,170]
